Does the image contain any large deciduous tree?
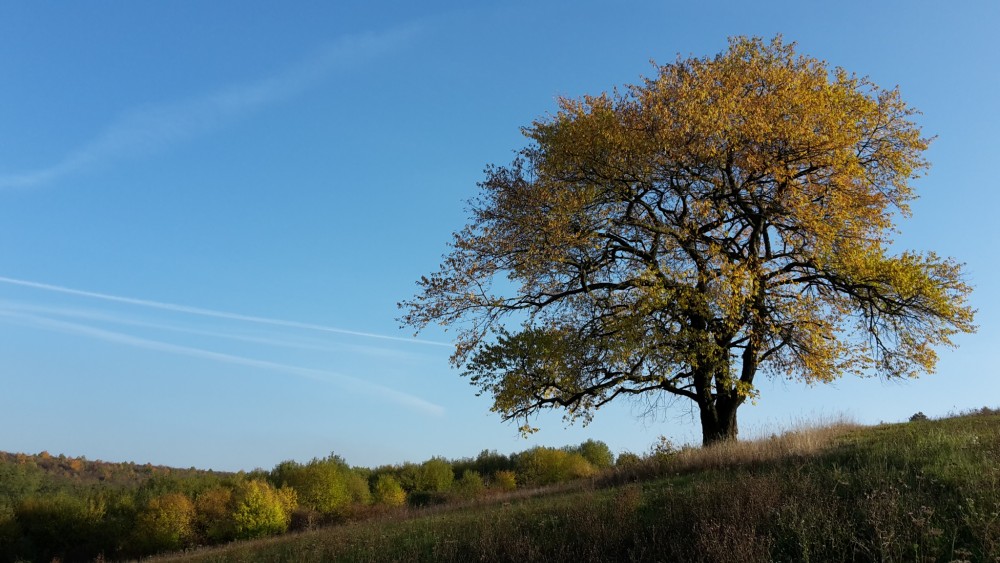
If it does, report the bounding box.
[400,37,976,445]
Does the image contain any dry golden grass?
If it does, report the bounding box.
[665,416,861,473]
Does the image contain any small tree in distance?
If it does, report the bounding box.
[417,458,454,493]
[401,36,976,445]
[230,480,296,540]
[454,470,485,499]
[572,440,615,468]
[132,492,195,553]
[372,474,407,507]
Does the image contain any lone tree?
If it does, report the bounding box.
[401,37,975,445]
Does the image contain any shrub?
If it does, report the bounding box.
[396,462,421,492]
[0,461,43,503]
[517,447,595,486]
[14,494,104,562]
[650,436,678,457]
[493,470,517,491]
[572,440,615,469]
[372,474,407,507]
[454,470,485,499]
[271,456,355,517]
[131,492,195,553]
[417,457,454,492]
[289,507,322,531]
[616,452,642,469]
[407,491,451,507]
[563,453,597,480]
[474,449,516,475]
[194,486,234,542]
[910,412,929,422]
[230,480,296,540]
[345,470,372,506]
[0,507,19,562]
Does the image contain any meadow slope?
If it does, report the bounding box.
[152,411,1000,562]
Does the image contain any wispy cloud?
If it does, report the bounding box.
[0,309,445,417]
[0,276,448,347]
[0,300,426,359]
[0,24,422,190]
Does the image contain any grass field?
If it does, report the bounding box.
[151,410,1000,562]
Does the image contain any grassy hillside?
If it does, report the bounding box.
[154,411,1000,562]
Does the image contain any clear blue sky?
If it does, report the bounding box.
[1,1,997,472]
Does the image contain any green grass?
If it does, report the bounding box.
[154,411,1000,562]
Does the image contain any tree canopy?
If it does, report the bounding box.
[400,36,976,444]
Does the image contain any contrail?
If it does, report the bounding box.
[0,276,448,347]
[0,309,446,417]
[0,300,422,359]
[0,24,422,190]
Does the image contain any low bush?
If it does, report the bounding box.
[493,470,517,492]
[132,492,196,553]
[454,470,485,499]
[230,479,296,540]
[372,474,407,507]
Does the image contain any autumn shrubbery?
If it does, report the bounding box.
[132,492,196,553]
[371,474,406,507]
[516,447,596,486]
[493,469,517,491]
[230,479,297,539]
[0,439,619,561]
[269,455,361,520]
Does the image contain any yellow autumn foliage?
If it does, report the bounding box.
[402,36,975,445]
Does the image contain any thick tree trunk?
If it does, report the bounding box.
[699,396,740,446]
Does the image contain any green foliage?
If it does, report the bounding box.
[345,470,372,507]
[570,440,615,469]
[13,493,107,562]
[0,459,43,506]
[396,462,421,492]
[493,469,517,491]
[230,479,296,540]
[476,449,516,474]
[194,486,234,543]
[649,436,678,459]
[0,450,229,492]
[517,447,595,486]
[132,492,195,553]
[454,470,486,499]
[0,505,20,562]
[270,455,356,517]
[417,457,454,492]
[615,452,641,469]
[372,474,407,507]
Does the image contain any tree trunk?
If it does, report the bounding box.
[699,396,740,446]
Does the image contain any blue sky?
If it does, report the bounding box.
[1,1,997,472]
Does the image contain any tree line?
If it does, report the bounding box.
[0,440,620,561]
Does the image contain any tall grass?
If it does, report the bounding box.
[600,415,859,487]
[667,415,859,471]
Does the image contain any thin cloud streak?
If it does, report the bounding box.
[0,24,422,190]
[0,276,448,347]
[0,309,445,417]
[0,300,426,360]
